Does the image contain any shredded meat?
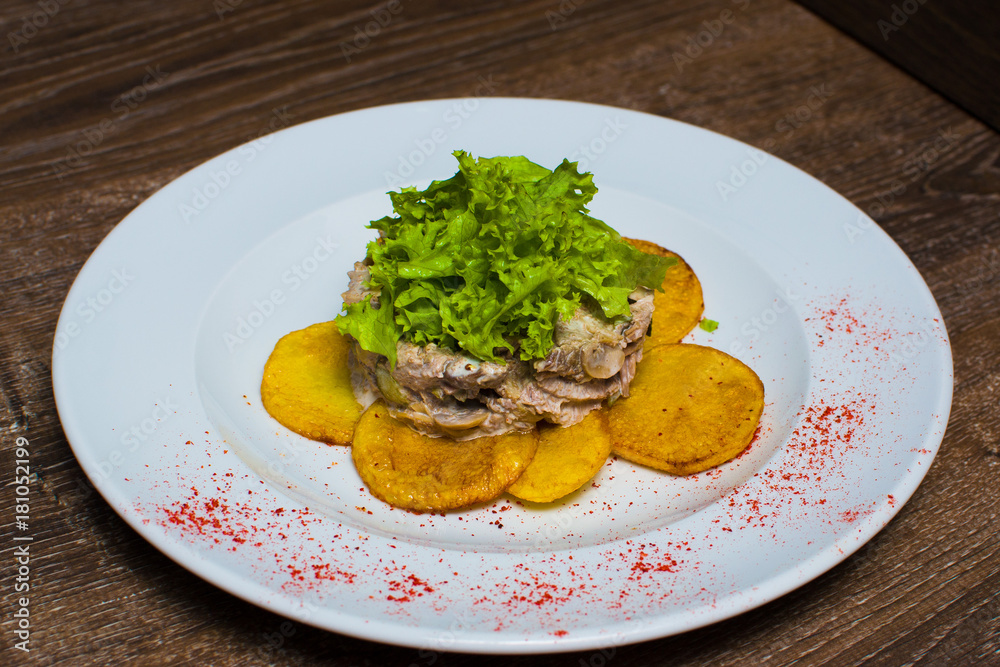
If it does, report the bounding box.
[344,264,655,439]
[341,261,379,308]
[393,341,511,395]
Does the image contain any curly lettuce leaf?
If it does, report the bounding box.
[336,151,674,365]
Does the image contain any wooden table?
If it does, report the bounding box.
[3,0,998,664]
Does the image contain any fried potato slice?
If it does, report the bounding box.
[607,344,764,475]
[507,410,613,503]
[352,401,539,512]
[261,321,361,445]
[626,237,704,347]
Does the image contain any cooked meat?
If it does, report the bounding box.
[342,262,379,308]
[621,287,655,341]
[392,341,511,396]
[537,364,627,401]
[534,287,653,381]
[345,266,655,439]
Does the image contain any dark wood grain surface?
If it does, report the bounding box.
[2,0,999,665]
[794,0,1000,133]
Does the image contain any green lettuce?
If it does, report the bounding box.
[336,151,674,366]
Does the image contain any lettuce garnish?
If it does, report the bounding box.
[336,151,674,366]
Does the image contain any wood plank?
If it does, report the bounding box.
[794,0,1000,132]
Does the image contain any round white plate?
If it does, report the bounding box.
[53,98,952,653]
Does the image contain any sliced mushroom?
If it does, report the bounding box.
[398,395,492,432]
[428,403,490,431]
[582,343,626,379]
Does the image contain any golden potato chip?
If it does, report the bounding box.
[352,401,538,512]
[261,321,361,445]
[507,410,613,503]
[626,237,704,347]
[607,344,764,475]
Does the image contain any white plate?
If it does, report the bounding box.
[52,98,952,653]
